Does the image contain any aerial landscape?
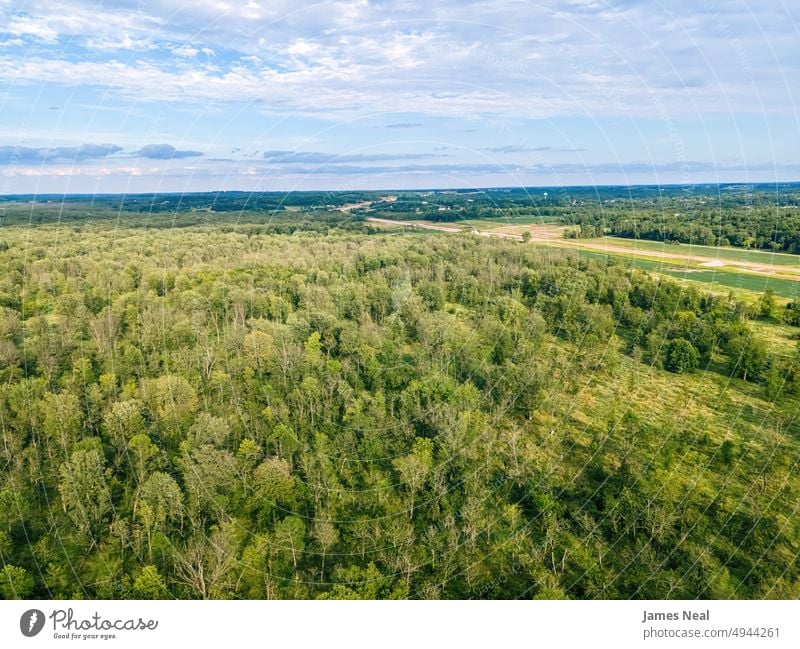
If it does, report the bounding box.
[0,0,799,621]
[1,184,800,600]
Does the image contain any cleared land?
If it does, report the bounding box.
[551,238,800,281]
[588,236,800,266]
[366,218,800,298]
[577,250,800,299]
[366,217,464,233]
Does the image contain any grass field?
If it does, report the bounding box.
[576,249,800,298]
[458,214,563,227]
[590,236,800,267]
[364,218,800,298]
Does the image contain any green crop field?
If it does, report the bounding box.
[575,249,800,298]
[459,215,563,227]
[593,237,800,266]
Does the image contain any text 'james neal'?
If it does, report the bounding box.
[642,610,710,624]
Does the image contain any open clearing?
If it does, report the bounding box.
[587,235,800,266]
[548,237,800,281]
[577,249,800,299]
[340,195,398,212]
[367,217,463,232]
[366,217,800,298]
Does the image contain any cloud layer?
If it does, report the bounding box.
[262,150,449,164]
[136,144,203,160]
[0,144,122,164]
[3,0,797,118]
[0,143,204,164]
[0,0,797,191]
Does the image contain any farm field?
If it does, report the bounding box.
[533,234,800,280]
[366,218,800,299]
[585,236,800,267]
[457,215,563,228]
[541,239,800,298]
[574,249,800,299]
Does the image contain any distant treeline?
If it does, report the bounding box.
[552,187,800,252]
[1,191,378,213]
[565,206,800,252]
[5,184,800,251]
[0,203,367,231]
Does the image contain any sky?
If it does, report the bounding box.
[0,0,798,193]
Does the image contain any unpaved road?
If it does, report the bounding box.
[339,195,398,213]
[366,217,465,233]
[366,217,800,282]
[339,200,374,213]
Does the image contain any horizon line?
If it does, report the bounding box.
[3,179,800,199]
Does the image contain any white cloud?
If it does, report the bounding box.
[286,38,318,57]
[172,45,199,58]
[1,0,798,191]
[1,2,161,44]
[2,165,161,177]
[1,0,796,122]
[5,15,59,42]
[85,34,159,51]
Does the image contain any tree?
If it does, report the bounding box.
[243,330,274,373]
[3,203,800,600]
[40,392,83,458]
[318,563,408,599]
[236,438,262,494]
[0,564,34,598]
[103,399,146,451]
[664,338,700,373]
[58,448,111,540]
[133,565,169,599]
[268,423,302,459]
[174,523,241,599]
[136,472,184,556]
[179,444,238,521]
[252,457,297,522]
[784,300,800,326]
[720,439,736,466]
[274,515,306,569]
[141,375,198,443]
[757,290,778,320]
[312,517,339,579]
[190,413,230,448]
[127,434,159,484]
[393,437,434,517]
[726,335,767,382]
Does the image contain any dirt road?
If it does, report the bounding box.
[339,195,398,213]
[366,217,465,233]
[339,200,373,213]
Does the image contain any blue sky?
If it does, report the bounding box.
[0,0,798,193]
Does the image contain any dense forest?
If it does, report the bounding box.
[0,212,799,600]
